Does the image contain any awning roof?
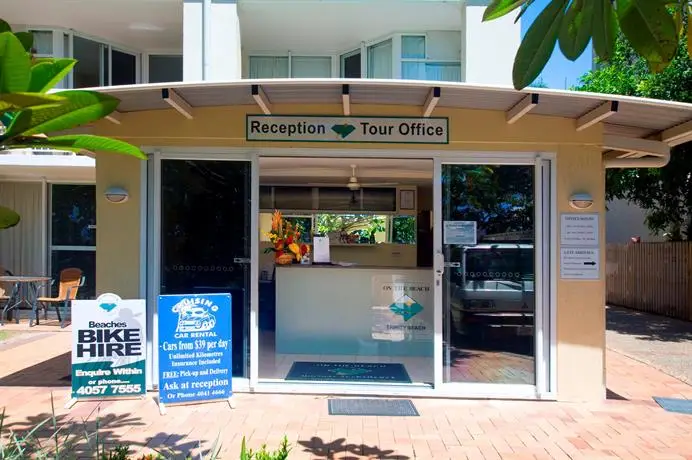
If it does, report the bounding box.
[79,78,692,147]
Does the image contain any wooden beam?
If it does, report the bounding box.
[660,119,692,146]
[506,93,539,124]
[105,111,122,125]
[602,134,670,158]
[161,88,193,119]
[422,87,441,118]
[576,101,618,131]
[251,84,272,115]
[342,84,351,116]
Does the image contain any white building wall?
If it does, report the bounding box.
[462,4,520,86]
[606,199,664,243]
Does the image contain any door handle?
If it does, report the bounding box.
[233,257,251,264]
[434,252,445,276]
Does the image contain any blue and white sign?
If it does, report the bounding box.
[157,293,232,406]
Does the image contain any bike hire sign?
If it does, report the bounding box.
[71,293,146,400]
[157,293,232,407]
[246,115,449,144]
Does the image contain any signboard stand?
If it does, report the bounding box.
[67,293,147,410]
[157,293,235,416]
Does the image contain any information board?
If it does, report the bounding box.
[157,293,232,408]
[443,221,477,245]
[560,247,600,280]
[560,213,599,246]
[70,293,146,404]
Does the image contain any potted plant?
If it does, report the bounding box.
[264,210,309,264]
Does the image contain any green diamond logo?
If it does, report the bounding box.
[389,295,423,321]
[331,124,357,139]
[328,367,370,376]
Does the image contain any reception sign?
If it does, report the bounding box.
[70,293,146,401]
[247,115,449,144]
[157,293,232,408]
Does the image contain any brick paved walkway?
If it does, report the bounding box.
[1,324,691,459]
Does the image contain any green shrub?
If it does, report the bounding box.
[239,436,291,460]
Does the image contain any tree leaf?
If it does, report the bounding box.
[0,205,20,230]
[616,0,678,71]
[512,0,569,89]
[29,59,76,93]
[11,134,146,159]
[0,20,10,34]
[593,0,618,61]
[14,32,33,52]
[0,92,64,113]
[483,0,529,21]
[0,32,31,93]
[515,0,537,23]
[688,4,692,59]
[6,90,120,137]
[559,0,595,61]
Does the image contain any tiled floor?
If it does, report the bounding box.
[1,319,692,459]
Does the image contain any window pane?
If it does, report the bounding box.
[249,56,289,78]
[367,39,392,79]
[73,36,103,88]
[30,30,53,55]
[273,186,313,210]
[402,36,425,59]
[50,250,95,299]
[341,51,361,78]
[291,56,331,78]
[393,216,417,244]
[361,188,396,212]
[317,187,359,211]
[315,214,386,243]
[111,49,137,85]
[259,186,273,209]
[402,62,426,80]
[426,62,461,82]
[51,184,96,246]
[148,55,183,83]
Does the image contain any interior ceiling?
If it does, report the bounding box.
[259,157,433,186]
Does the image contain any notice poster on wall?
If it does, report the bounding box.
[157,293,233,414]
[444,221,477,245]
[371,274,434,346]
[68,293,146,407]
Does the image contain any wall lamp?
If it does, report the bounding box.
[569,192,594,210]
[104,186,129,204]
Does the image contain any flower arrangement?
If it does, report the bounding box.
[264,210,309,264]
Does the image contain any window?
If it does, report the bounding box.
[50,184,96,299]
[249,56,289,78]
[367,39,392,78]
[148,55,183,83]
[73,36,104,87]
[291,56,331,78]
[249,55,333,78]
[111,49,137,86]
[392,216,417,244]
[341,50,361,78]
[400,33,461,82]
[30,30,53,55]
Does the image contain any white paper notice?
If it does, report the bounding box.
[560,213,599,246]
[312,236,330,263]
[444,221,477,245]
[560,247,600,280]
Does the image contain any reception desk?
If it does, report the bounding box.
[275,265,434,357]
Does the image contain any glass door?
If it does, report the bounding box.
[436,163,538,388]
[159,159,251,378]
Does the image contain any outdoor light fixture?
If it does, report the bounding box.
[104,186,129,204]
[569,192,594,210]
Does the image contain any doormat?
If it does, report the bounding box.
[285,362,412,383]
[653,397,692,415]
[328,398,419,416]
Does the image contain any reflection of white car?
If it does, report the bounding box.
[178,307,216,331]
[448,243,534,336]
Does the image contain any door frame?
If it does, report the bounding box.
[144,148,256,391]
[432,153,556,399]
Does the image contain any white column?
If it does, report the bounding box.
[183,0,203,81]
[463,4,520,86]
[183,0,242,81]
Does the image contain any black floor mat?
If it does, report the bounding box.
[328,398,419,416]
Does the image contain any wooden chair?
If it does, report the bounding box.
[36,267,84,328]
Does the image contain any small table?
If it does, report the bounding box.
[0,276,51,325]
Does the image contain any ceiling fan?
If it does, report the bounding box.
[307,164,398,191]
